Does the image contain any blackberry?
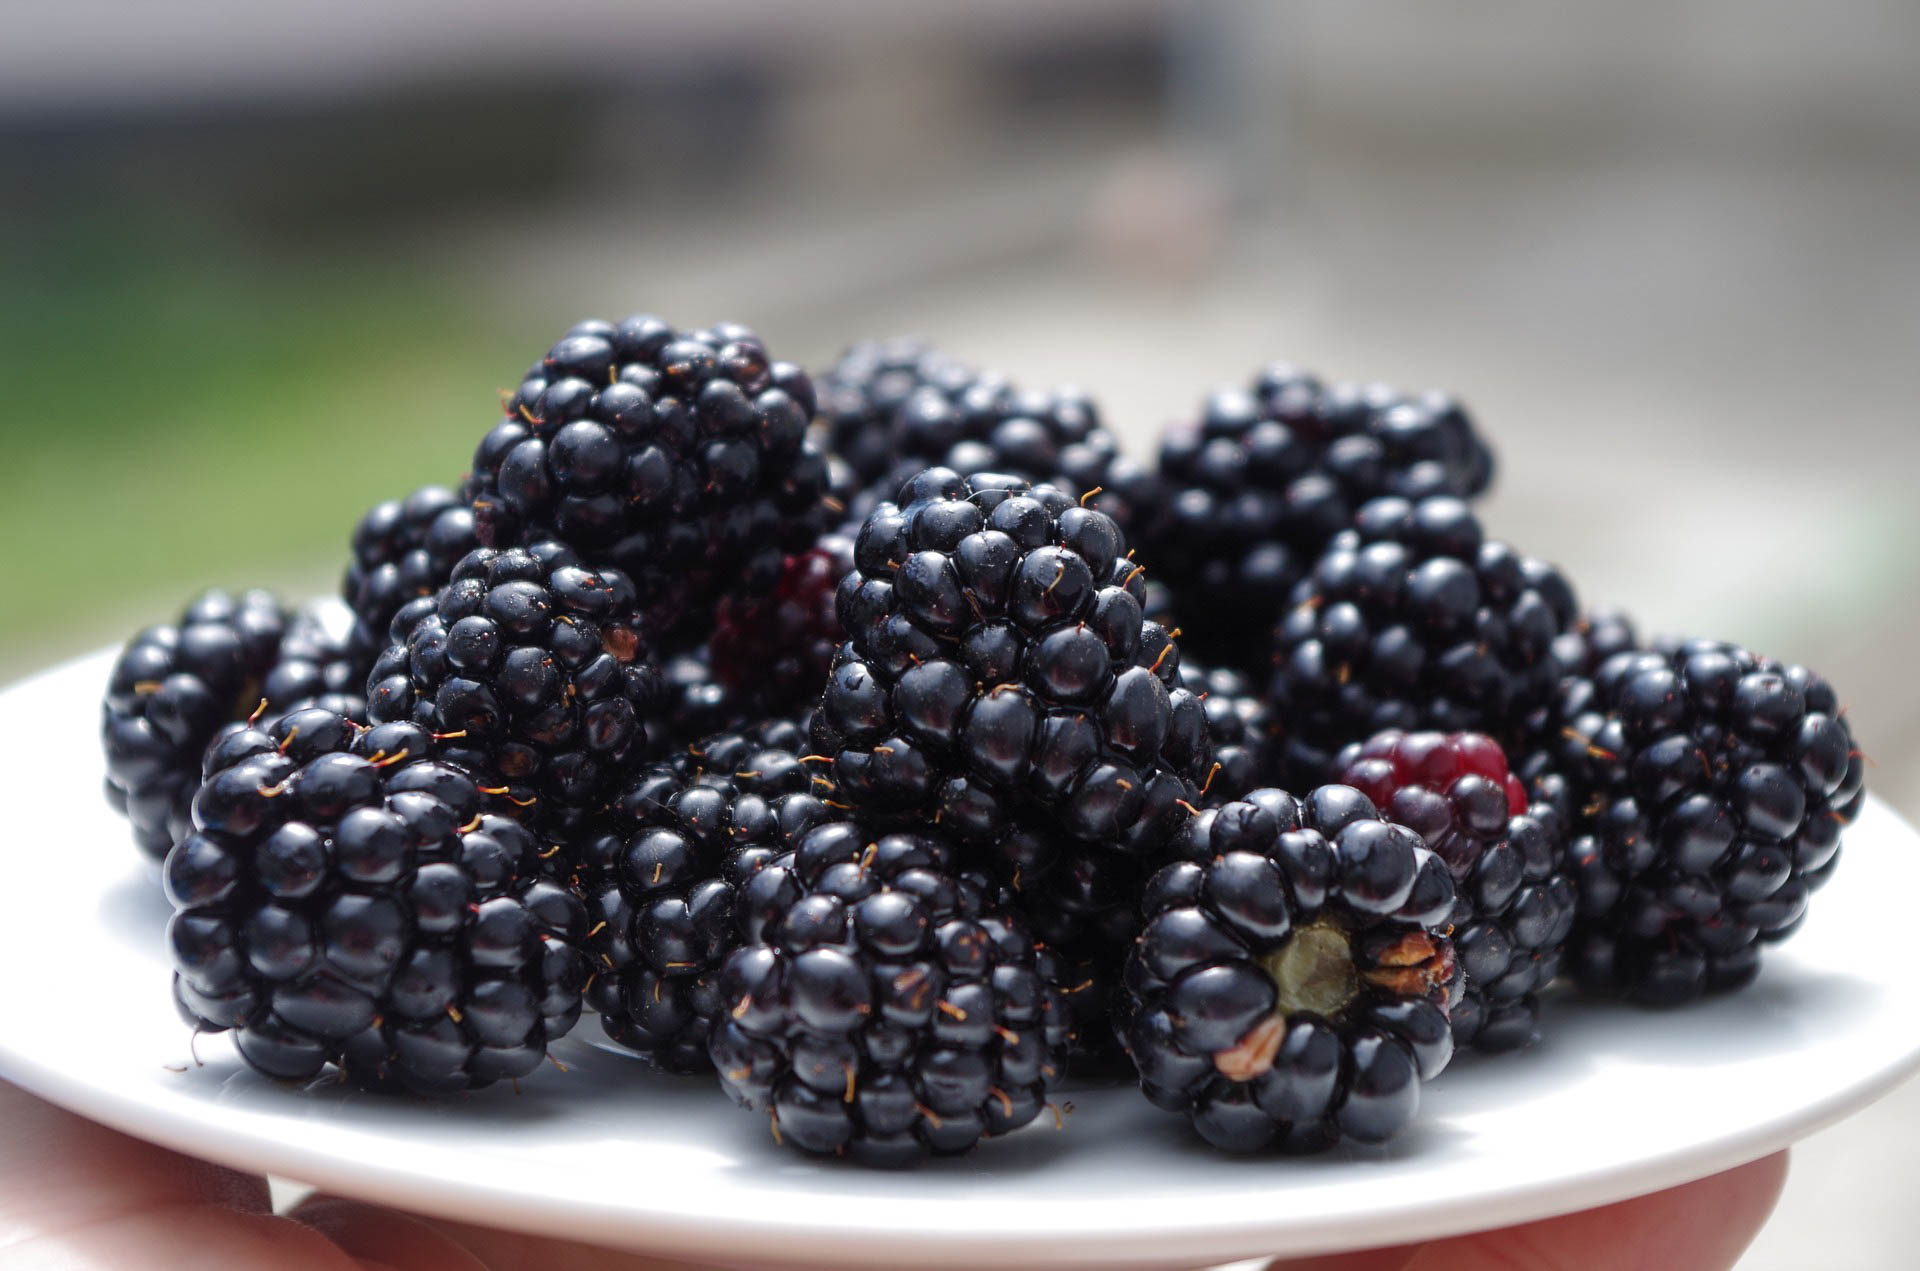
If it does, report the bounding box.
[104,592,363,862]
[1269,495,1579,784]
[1527,641,1864,1006]
[817,339,1162,538]
[572,727,837,1072]
[366,542,665,830]
[656,645,821,751]
[1145,367,1494,664]
[1012,841,1151,1072]
[468,318,831,640]
[659,651,752,744]
[164,707,590,1092]
[709,821,1070,1166]
[1124,785,1460,1153]
[342,484,479,666]
[814,469,1211,879]
[1549,606,1641,682]
[263,608,368,724]
[705,534,854,724]
[1336,730,1573,1051]
[1179,663,1278,804]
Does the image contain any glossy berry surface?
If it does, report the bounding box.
[366,542,665,830]
[469,317,832,640]
[710,822,1070,1167]
[165,707,589,1092]
[104,591,364,862]
[812,469,1212,978]
[1144,366,1494,664]
[816,339,1162,539]
[1269,495,1579,784]
[1525,641,1865,1006]
[1178,662,1277,805]
[705,536,855,729]
[1124,786,1460,1153]
[817,469,1209,856]
[342,484,479,665]
[571,725,837,1072]
[1336,730,1573,1051]
[262,608,368,725]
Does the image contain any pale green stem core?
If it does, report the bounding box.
[1260,919,1359,1019]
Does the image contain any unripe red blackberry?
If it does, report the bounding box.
[1336,729,1573,1051]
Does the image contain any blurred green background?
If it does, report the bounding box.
[3,9,1919,1259]
[0,220,521,667]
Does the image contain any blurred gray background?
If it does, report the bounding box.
[2,2,1915,1264]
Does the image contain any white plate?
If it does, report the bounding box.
[3,649,1917,1270]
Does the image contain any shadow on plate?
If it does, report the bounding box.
[1540,968,1880,1068]
[97,866,173,957]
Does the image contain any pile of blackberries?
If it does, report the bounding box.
[104,320,1864,1165]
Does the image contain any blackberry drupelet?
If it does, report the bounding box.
[1146,366,1496,664]
[105,590,286,860]
[659,651,750,744]
[468,318,832,639]
[812,469,1212,967]
[366,542,665,830]
[343,484,479,666]
[572,726,837,1071]
[657,646,823,750]
[817,469,1210,859]
[1124,785,1460,1153]
[709,820,1071,1166]
[1336,730,1573,1051]
[1269,495,1580,785]
[104,592,365,862]
[165,707,590,1092]
[817,339,978,491]
[1527,641,1864,1006]
[816,339,1162,538]
[1549,607,1641,683]
[1179,663,1277,804]
[705,534,854,725]
[264,607,368,724]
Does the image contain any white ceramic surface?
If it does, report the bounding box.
[3,649,1916,1270]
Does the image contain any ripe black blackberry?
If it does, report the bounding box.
[469,318,832,640]
[1269,495,1580,784]
[1336,730,1573,1051]
[1124,785,1460,1153]
[710,820,1071,1166]
[1526,641,1864,1006]
[365,542,665,830]
[104,590,287,860]
[264,608,368,724]
[1146,368,1495,664]
[571,726,836,1071]
[814,469,1212,881]
[659,651,750,745]
[342,484,479,666]
[165,706,590,1092]
[1545,606,1642,687]
[816,339,1162,538]
[1179,663,1277,804]
[104,592,365,862]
